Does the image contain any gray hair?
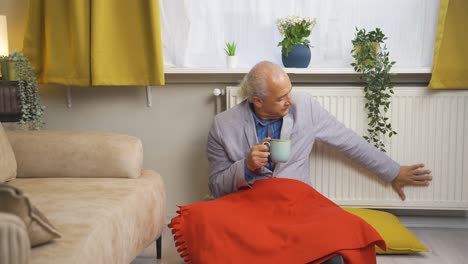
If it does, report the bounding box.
[239,61,279,102]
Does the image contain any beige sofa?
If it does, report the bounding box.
[0,122,166,264]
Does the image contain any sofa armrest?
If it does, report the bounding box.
[0,212,31,264]
[6,131,143,178]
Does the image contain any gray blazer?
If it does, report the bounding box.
[207,91,400,198]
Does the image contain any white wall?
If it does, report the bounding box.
[41,84,219,214]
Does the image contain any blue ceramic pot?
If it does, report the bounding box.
[281,44,311,68]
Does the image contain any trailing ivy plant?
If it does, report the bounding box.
[8,51,45,130]
[351,28,397,152]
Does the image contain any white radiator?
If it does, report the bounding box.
[226,86,468,210]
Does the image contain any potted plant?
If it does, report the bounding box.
[351,28,397,152]
[224,41,237,68]
[276,15,317,68]
[0,54,18,81]
[0,55,8,80]
[2,51,44,130]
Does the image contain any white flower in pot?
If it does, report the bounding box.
[276,15,317,68]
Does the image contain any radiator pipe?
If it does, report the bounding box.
[213,88,225,115]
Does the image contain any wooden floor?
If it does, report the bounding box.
[132,226,468,264]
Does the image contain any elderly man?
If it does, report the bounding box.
[207,61,432,199]
[203,61,432,263]
[170,61,432,264]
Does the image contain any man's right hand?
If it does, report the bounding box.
[246,137,271,171]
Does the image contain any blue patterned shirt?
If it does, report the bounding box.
[245,105,283,183]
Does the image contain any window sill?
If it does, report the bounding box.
[165,67,431,74]
[164,67,432,84]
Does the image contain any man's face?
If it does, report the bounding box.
[253,72,293,120]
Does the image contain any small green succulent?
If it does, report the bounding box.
[224,41,237,56]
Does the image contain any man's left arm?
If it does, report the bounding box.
[310,99,432,200]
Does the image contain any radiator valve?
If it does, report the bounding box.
[213,88,225,96]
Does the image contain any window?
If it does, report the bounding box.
[161,0,439,70]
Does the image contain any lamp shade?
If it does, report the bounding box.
[0,15,8,56]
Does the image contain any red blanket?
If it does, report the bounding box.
[169,178,385,263]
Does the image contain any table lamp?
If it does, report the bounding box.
[0,15,8,56]
[0,15,9,80]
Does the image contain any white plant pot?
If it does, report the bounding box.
[226,56,237,69]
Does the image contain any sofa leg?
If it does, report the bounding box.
[156,236,162,259]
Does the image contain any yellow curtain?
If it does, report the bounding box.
[429,0,468,89]
[22,0,164,86]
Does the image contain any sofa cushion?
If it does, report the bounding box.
[0,122,17,183]
[0,184,62,247]
[6,131,143,178]
[9,169,166,264]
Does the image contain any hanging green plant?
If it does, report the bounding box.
[7,51,45,130]
[351,28,397,152]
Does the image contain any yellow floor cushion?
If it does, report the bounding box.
[343,208,429,254]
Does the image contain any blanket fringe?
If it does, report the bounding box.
[168,206,191,263]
